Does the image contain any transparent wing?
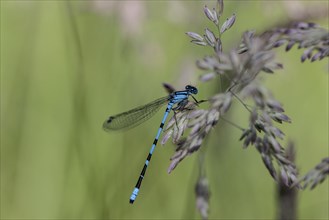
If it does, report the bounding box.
[103,96,169,131]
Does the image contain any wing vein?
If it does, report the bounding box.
[103,96,169,131]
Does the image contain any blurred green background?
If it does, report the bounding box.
[1,1,328,219]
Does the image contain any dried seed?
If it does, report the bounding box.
[204,5,215,22]
[200,72,216,82]
[220,13,236,34]
[186,32,204,41]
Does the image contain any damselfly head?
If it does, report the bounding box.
[185,85,198,94]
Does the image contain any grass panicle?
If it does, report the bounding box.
[296,157,329,190]
[160,0,327,218]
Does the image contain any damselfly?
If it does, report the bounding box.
[103,85,200,204]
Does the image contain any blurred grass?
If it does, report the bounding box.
[1,1,328,219]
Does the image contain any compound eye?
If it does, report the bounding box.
[185,85,191,90]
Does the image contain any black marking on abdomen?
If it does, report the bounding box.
[147,153,152,161]
[153,139,158,145]
[160,122,164,128]
[136,163,148,188]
